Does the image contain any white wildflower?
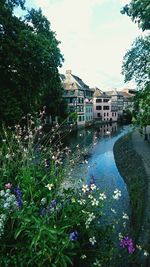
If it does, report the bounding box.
[45,184,54,190]
[88,194,94,199]
[118,232,123,240]
[41,198,47,205]
[85,212,96,228]
[99,192,106,200]
[113,189,121,200]
[91,198,99,206]
[123,221,126,228]
[80,254,87,259]
[144,250,149,256]
[78,199,86,205]
[122,212,129,220]
[111,208,116,214]
[71,197,76,203]
[82,184,89,193]
[0,190,5,197]
[90,183,96,191]
[89,236,96,245]
[136,244,142,251]
[93,259,101,266]
[3,203,10,209]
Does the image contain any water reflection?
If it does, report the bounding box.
[63,123,132,223]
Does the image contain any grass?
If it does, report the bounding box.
[113,132,147,240]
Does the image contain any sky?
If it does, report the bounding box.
[20,0,144,91]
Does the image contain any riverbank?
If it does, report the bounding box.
[113,129,150,265]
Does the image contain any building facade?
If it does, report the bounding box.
[93,88,118,122]
[61,70,94,127]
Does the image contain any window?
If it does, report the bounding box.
[112,112,114,116]
[104,113,106,116]
[97,113,101,117]
[103,106,109,110]
[96,106,102,110]
[96,99,102,103]
[103,99,109,102]
[107,113,109,116]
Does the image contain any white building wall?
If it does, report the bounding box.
[85,102,93,123]
[93,97,118,122]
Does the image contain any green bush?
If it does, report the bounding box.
[0,114,144,266]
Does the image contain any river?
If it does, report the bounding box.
[63,122,132,225]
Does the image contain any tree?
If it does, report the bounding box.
[122,36,150,86]
[0,0,64,126]
[121,0,150,128]
[121,0,150,31]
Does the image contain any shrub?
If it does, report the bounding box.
[0,113,146,266]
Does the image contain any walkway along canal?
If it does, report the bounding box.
[63,122,132,226]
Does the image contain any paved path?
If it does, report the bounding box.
[132,130,150,247]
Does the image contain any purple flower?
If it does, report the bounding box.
[40,207,47,216]
[69,231,78,241]
[51,200,57,208]
[47,200,57,212]
[44,159,50,168]
[120,236,135,254]
[13,186,23,208]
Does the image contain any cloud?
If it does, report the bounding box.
[31,0,142,90]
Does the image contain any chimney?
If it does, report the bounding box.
[66,70,72,75]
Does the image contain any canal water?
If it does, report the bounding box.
[63,122,132,225]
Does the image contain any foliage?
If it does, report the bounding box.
[123,109,133,123]
[121,0,150,31]
[122,36,150,87]
[0,0,64,126]
[134,84,150,127]
[0,113,139,267]
[122,35,150,127]
[121,1,150,128]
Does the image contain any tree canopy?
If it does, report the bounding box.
[121,0,150,127]
[122,36,150,87]
[0,0,64,126]
[121,0,150,31]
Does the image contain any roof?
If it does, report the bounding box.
[93,87,110,98]
[60,70,91,92]
[121,88,137,95]
[72,75,89,89]
[107,89,122,96]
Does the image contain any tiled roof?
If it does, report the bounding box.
[72,75,89,89]
[93,87,110,98]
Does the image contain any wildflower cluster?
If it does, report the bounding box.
[0,113,147,266]
[120,236,135,254]
[113,188,121,200]
[0,185,19,212]
[0,214,6,238]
